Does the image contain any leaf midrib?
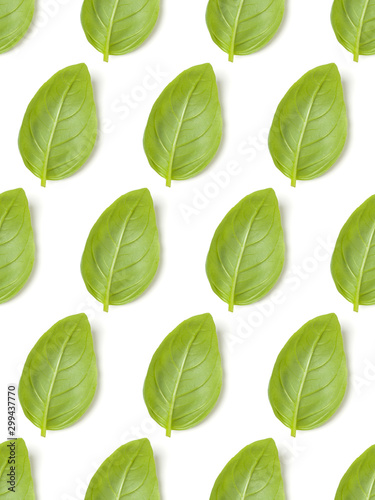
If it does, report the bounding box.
[364,475,375,500]
[41,72,79,187]
[290,322,329,436]
[103,0,121,61]
[228,0,245,61]
[103,197,142,311]
[240,449,267,499]
[40,325,79,436]
[353,223,375,311]
[165,322,204,436]
[366,474,375,500]
[165,72,205,186]
[115,447,142,499]
[228,197,267,311]
[290,70,330,186]
[354,0,371,61]
[0,195,18,233]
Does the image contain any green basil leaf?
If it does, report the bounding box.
[81,188,159,312]
[18,63,97,187]
[206,0,284,62]
[0,438,35,498]
[0,188,34,304]
[269,63,347,187]
[268,313,347,437]
[81,0,159,62]
[206,188,284,312]
[331,195,375,312]
[331,0,375,62]
[143,63,222,187]
[335,445,375,499]
[85,438,160,499]
[210,438,285,500]
[0,0,34,54]
[143,313,222,437]
[19,313,97,437]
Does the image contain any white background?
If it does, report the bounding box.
[0,0,374,498]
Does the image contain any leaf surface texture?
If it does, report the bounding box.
[210,438,285,499]
[206,188,284,311]
[81,188,159,311]
[0,0,34,54]
[0,439,35,499]
[269,63,347,186]
[206,0,284,61]
[19,313,97,436]
[268,313,347,436]
[331,195,375,311]
[143,313,222,436]
[19,63,97,186]
[143,63,222,186]
[331,0,375,61]
[335,445,375,499]
[81,0,159,61]
[85,438,160,499]
[0,188,34,304]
